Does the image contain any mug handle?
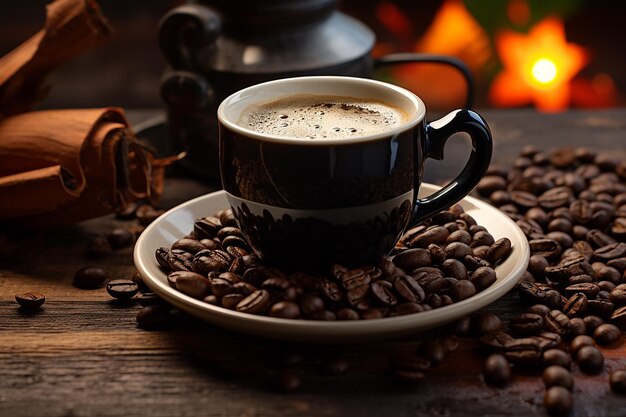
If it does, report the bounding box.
[374,53,475,109]
[411,109,493,225]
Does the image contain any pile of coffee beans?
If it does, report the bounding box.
[154,204,511,320]
[475,146,626,415]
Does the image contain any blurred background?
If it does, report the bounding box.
[1,0,625,112]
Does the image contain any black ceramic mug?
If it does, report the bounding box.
[218,76,492,271]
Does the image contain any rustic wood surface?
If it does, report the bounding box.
[1,109,626,417]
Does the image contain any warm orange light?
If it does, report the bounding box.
[392,0,491,109]
[531,58,558,85]
[489,17,588,111]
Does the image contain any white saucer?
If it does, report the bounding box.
[133,184,529,343]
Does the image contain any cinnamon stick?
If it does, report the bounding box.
[0,0,112,116]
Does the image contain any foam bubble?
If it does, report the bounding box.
[238,94,409,139]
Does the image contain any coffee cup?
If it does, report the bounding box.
[218,76,492,270]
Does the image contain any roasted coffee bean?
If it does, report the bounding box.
[175,272,212,299]
[106,228,134,249]
[587,298,615,318]
[450,280,476,302]
[370,281,398,306]
[336,308,359,320]
[167,249,194,272]
[171,238,205,255]
[479,332,516,351]
[562,293,587,317]
[570,335,595,355]
[395,302,425,315]
[444,242,473,260]
[486,238,512,264]
[543,366,573,390]
[564,283,599,298]
[511,190,538,209]
[221,293,245,309]
[299,293,324,316]
[593,323,621,345]
[546,231,573,250]
[518,282,562,309]
[610,306,626,329]
[576,345,604,374]
[136,292,163,307]
[409,226,450,248]
[340,268,371,291]
[587,229,617,248]
[598,280,617,292]
[470,267,497,291]
[608,257,626,273]
[538,187,573,210]
[441,259,467,280]
[463,255,491,271]
[155,247,171,271]
[221,235,250,251]
[610,284,626,306]
[269,301,301,319]
[15,292,45,309]
[136,305,171,330]
[544,386,572,416]
[346,285,370,311]
[73,266,107,289]
[543,349,571,369]
[594,243,626,263]
[569,317,586,336]
[477,176,507,196]
[503,338,543,364]
[528,255,549,278]
[310,310,337,320]
[483,354,511,387]
[446,229,472,246]
[192,250,230,275]
[316,279,343,302]
[510,313,544,335]
[193,217,221,239]
[106,279,139,300]
[471,313,503,336]
[610,370,626,394]
[359,308,384,320]
[392,248,432,271]
[236,290,270,314]
[544,310,571,335]
[583,315,604,334]
[471,231,495,248]
[203,295,219,305]
[527,304,551,316]
[532,332,563,351]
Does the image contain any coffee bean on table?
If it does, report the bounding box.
[483,354,511,387]
[569,317,586,336]
[471,313,503,336]
[136,292,163,307]
[543,366,573,390]
[106,228,134,249]
[593,323,621,345]
[570,335,595,355]
[73,266,108,289]
[544,386,573,416]
[610,370,626,394]
[543,349,571,369]
[510,313,544,335]
[15,292,45,309]
[106,279,139,300]
[576,345,604,374]
[136,305,171,330]
[544,310,571,335]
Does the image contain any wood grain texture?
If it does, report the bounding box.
[2,110,626,417]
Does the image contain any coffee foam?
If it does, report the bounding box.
[238,94,409,139]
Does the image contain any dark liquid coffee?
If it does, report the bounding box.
[239,94,409,139]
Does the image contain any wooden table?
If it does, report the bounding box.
[1,109,626,417]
